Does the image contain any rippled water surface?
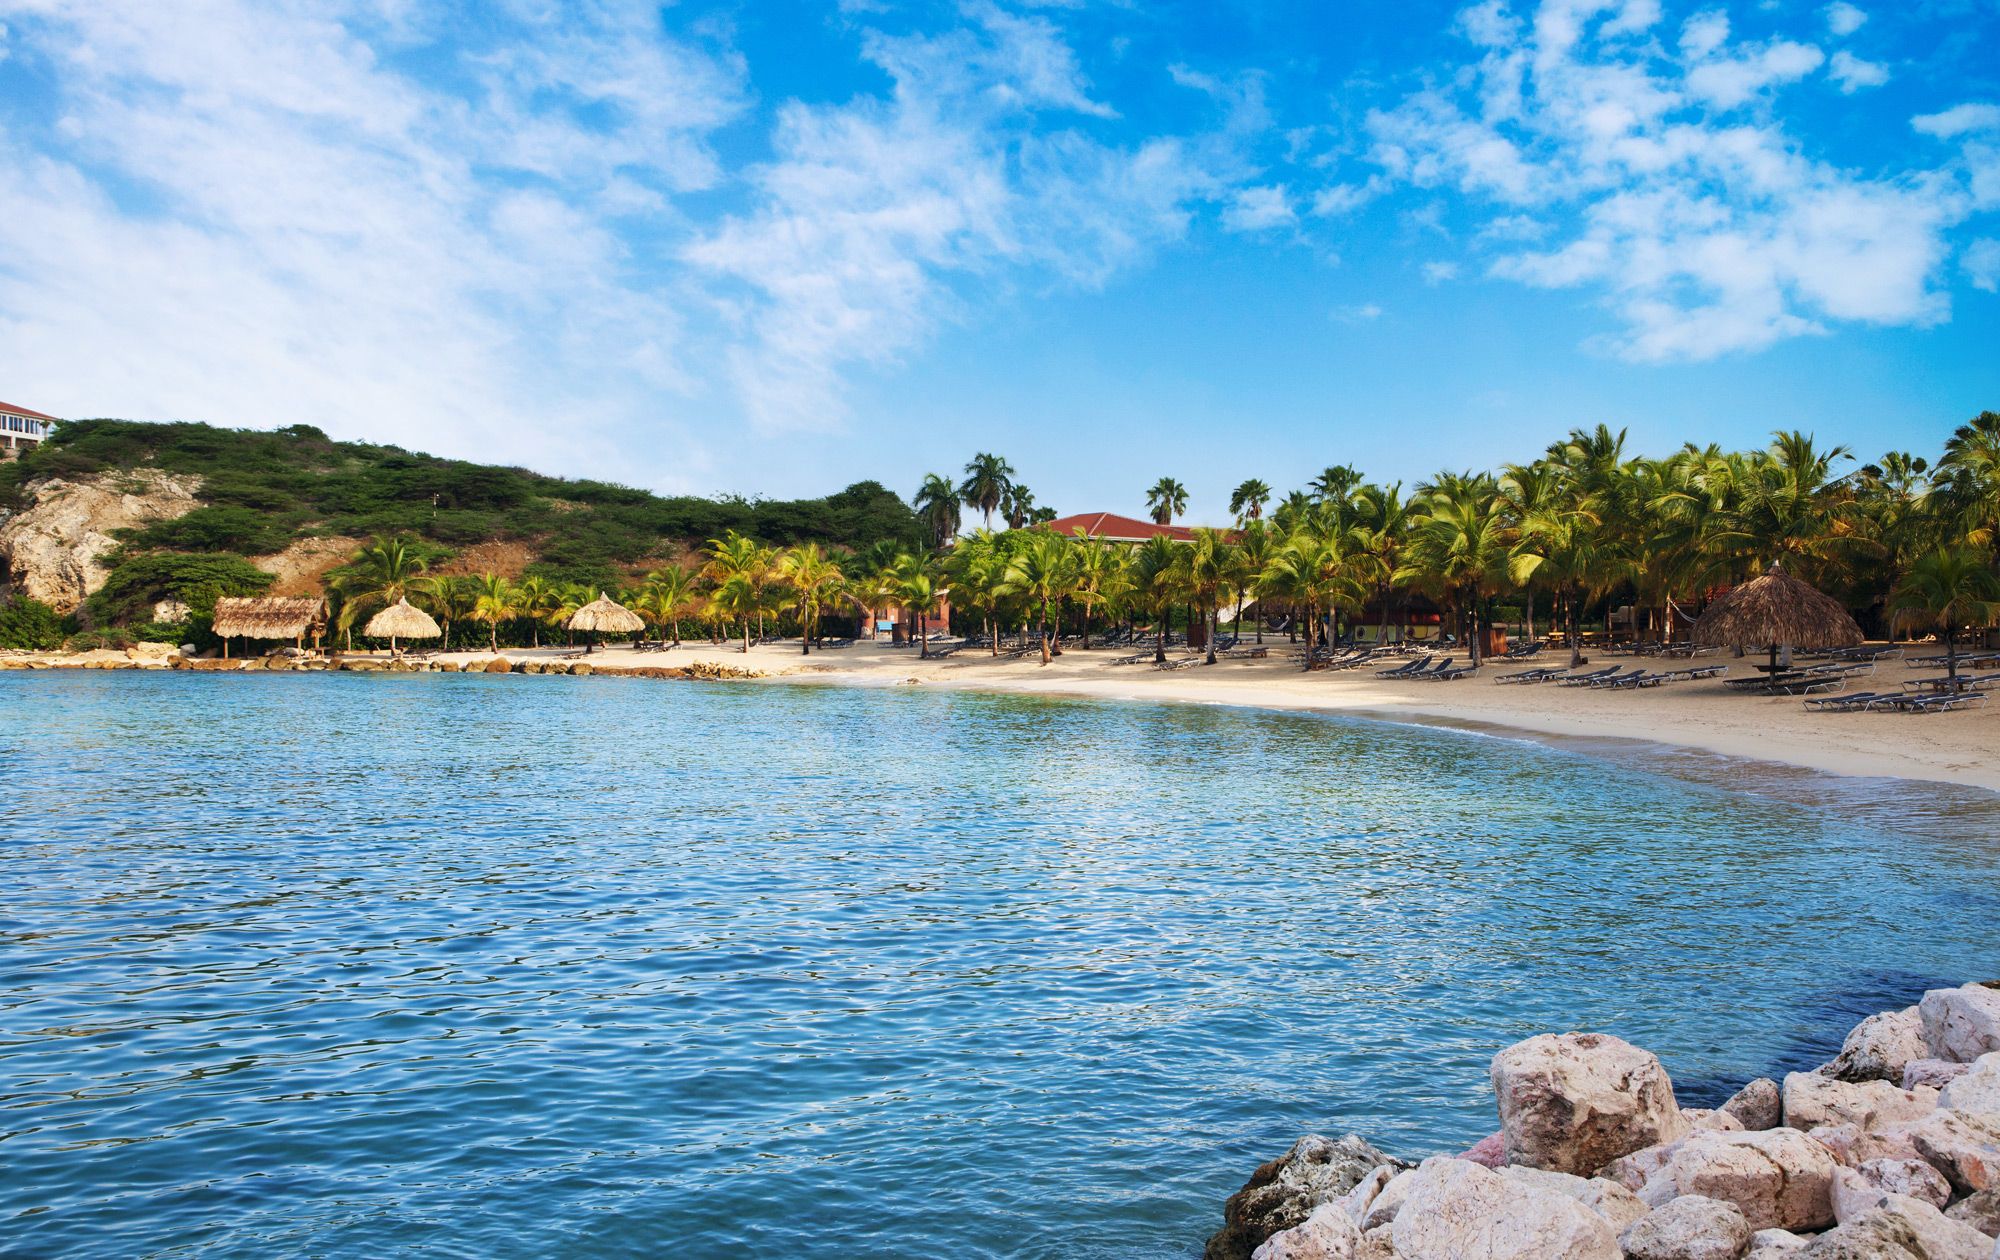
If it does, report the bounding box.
[3,671,1998,1258]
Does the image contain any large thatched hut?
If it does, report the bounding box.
[363,598,441,653]
[1692,561,1863,670]
[567,594,644,652]
[211,597,326,659]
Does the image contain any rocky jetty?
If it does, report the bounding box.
[1210,983,2000,1260]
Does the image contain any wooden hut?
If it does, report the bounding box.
[212,597,327,659]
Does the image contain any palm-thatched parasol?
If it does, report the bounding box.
[363,597,441,654]
[567,593,644,652]
[1692,561,1863,673]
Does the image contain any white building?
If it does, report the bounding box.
[0,401,57,458]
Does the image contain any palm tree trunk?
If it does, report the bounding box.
[1205,602,1217,665]
[1154,616,1166,664]
[918,610,930,659]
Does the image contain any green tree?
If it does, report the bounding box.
[998,531,1077,665]
[913,474,963,550]
[1889,548,2000,683]
[1229,479,1271,525]
[777,543,845,654]
[1145,477,1188,525]
[959,453,1015,530]
[469,574,516,652]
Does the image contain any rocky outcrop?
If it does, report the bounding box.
[1490,1032,1687,1175]
[1205,1135,1405,1260]
[250,535,359,597]
[1211,988,2000,1260]
[1923,986,2000,1065]
[1822,1008,1929,1085]
[0,472,202,611]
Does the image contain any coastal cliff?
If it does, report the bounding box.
[0,471,202,613]
[1211,983,2000,1259]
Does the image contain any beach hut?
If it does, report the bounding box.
[211,596,326,659]
[363,597,441,655]
[566,593,644,652]
[1691,561,1863,672]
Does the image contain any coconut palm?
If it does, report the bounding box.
[417,573,475,649]
[637,566,697,645]
[777,543,845,654]
[1400,480,1508,666]
[913,473,963,550]
[1130,534,1184,664]
[1229,478,1272,525]
[1145,477,1188,526]
[510,575,559,648]
[959,453,1015,530]
[1937,411,2000,561]
[469,574,516,652]
[1510,507,1620,668]
[997,531,1077,665]
[331,535,430,648]
[1260,531,1357,668]
[1889,548,2000,683]
[1069,535,1127,648]
[1173,527,1235,664]
[1309,464,1363,507]
[710,572,760,653]
[891,554,943,659]
[1001,482,1037,531]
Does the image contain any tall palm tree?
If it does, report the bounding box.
[1145,477,1189,526]
[1938,411,2000,562]
[511,575,559,648]
[777,544,845,654]
[1130,534,1184,664]
[417,573,475,649]
[891,553,943,659]
[1173,527,1235,664]
[1229,478,1272,525]
[959,453,1015,530]
[469,573,516,652]
[998,531,1077,665]
[1510,507,1619,668]
[710,573,760,653]
[913,474,962,550]
[1399,480,1508,666]
[331,535,430,648]
[1001,482,1037,531]
[638,566,697,645]
[1889,547,2000,683]
[1309,464,1363,506]
[1260,531,1357,668]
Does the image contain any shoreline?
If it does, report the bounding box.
[8,638,1998,797]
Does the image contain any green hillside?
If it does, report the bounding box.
[0,419,922,640]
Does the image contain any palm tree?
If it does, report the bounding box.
[1232,518,1276,642]
[469,574,516,652]
[711,572,760,653]
[1069,535,1127,648]
[1174,527,1234,664]
[637,566,697,645]
[1260,531,1357,668]
[1145,477,1188,526]
[1399,480,1508,667]
[944,531,1008,655]
[913,474,962,550]
[777,544,845,654]
[511,575,559,647]
[998,531,1077,664]
[1890,548,2000,684]
[331,535,430,649]
[1938,411,2000,563]
[1510,507,1619,668]
[959,453,1015,530]
[1001,482,1037,531]
[1130,534,1183,664]
[417,573,475,649]
[891,554,943,659]
[1309,464,1363,506]
[1229,479,1272,525]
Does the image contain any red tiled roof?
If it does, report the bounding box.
[0,400,59,423]
[1041,511,1199,542]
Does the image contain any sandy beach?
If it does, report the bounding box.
[410,637,2000,794]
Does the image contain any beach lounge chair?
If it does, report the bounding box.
[1804,691,1895,712]
[1901,691,1990,713]
[1376,655,1434,678]
[1496,666,1564,684]
[1558,666,1628,687]
[1428,661,1478,680]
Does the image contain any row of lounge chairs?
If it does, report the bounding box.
[1497,663,1727,688]
[1805,690,1989,714]
[1720,661,1872,696]
[1376,655,1475,681]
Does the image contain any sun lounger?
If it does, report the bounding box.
[1805,691,1895,712]
[1497,666,1566,684]
[1376,655,1435,678]
[1557,666,1626,687]
[1427,661,1478,680]
[1156,654,1206,670]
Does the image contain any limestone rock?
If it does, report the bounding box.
[1490,1032,1687,1176]
[1908,1109,2000,1195]
[1823,1008,1930,1085]
[1387,1157,1619,1260]
[1852,1157,1952,1209]
[1782,1072,1937,1133]
[1922,986,2000,1065]
[1746,1229,1807,1257]
[1356,1226,1397,1260]
[1808,1121,1925,1168]
[0,471,203,612]
[482,657,512,673]
[1619,1194,1753,1260]
[1458,1131,1506,1167]
[1799,1210,1930,1258]
[1941,1053,2000,1116]
[1206,1135,1406,1260]
[1944,1187,2000,1238]
[1497,1166,1648,1230]
[1606,1127,1837,1233]
[1252,1204,1360,1260]
[1827,1175,1995,1260]
[1358,1170,1414,1232]
[1335,1166,1396,1229]
[1908,1059,1974,1091]
[1724,1080,1784,1131]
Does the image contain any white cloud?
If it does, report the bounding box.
[1222,184,1296,232]
[1828,51,1888,93]
[1331,302,1384,323]
[1913,104,2000,139]
[1825,2,1867,37]
[1968,239,2000,292]
[1346,0,1988,364]
[1422,260,1462,284]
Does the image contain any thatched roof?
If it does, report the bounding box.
[568,594,644,634]
[363,597,442,640]
[1692,562,1864,650]
[212,597,325,640]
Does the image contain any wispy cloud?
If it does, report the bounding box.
[1353,0,1988,363]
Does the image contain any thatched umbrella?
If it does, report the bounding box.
[363,597,441,655]
[1692,561,1863,673]
[567,593,644,653]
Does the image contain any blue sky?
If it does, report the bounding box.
[0,1,1996,525]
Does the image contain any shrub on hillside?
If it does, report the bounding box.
[0,596,63,650]
[87,553,274,625]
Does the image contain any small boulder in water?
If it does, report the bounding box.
[1490,1032,1688,1176]
[1205,1135,1406,1260]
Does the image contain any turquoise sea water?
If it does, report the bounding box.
[2,671,1997,1258]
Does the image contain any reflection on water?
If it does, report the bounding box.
[2,672,1996,1258]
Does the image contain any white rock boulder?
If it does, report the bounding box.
[1941,1053,2000,1116]
[1907,1108,2000,1195]
[1746,1229,1807,1256]
[1388,1157,1620,1260]
[1922,985,2000,1065]
[1824,1007,1930,1084]
[1497,1165,1648,1231]
[1490,1032,1687,1176]
[1723,1079,1784,1132]
[1619,1194,1753,1260]
[1782,1072,1937,1133]
[1252,1204,1360,1260]
[1605,1127,1838,1233]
